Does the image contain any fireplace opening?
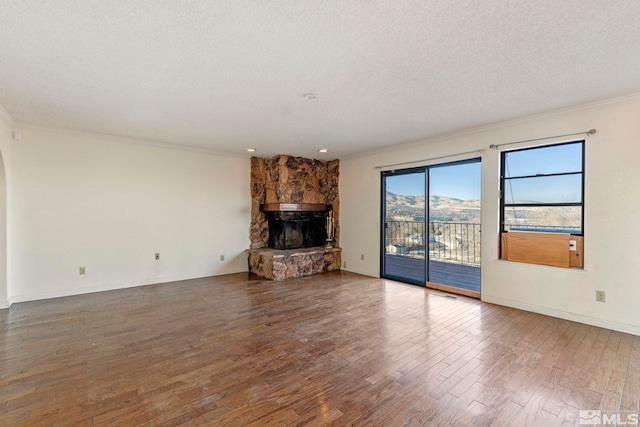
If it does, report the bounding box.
[266,211,327,250]
[261,203,332,250]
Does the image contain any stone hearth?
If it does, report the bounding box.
[247,247,341,281]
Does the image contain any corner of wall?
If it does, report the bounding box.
[0,103,14,128]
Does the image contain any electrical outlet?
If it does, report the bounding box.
[79,266,86,275]
[361,254,364,261]
[220,254,225,261]
[596,290,606,302]
[343,261,347,268]
[155,253,160,261]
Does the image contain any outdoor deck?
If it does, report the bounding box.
[384,254,480,293]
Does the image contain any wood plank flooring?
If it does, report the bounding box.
[1,271,639,426]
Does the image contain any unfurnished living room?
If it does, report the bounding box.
[2,2,640,426]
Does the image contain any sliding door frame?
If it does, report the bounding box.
[380,158,482,292]
[380,167,427,286]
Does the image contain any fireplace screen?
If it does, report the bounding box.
[266,211,327,250]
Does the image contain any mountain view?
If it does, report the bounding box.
[385,191,580,230]
[385,190,580,265]
[386,192,481,223]
[385,192,481,264]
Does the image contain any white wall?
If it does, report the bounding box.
[9,129,250,303]
[0,118,10,308]
[340,94,640,335]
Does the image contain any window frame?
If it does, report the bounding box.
[499,140,585,236]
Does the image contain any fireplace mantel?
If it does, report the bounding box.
[260,203,331,212]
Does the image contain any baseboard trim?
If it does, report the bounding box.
[0,299,8,309]
[482,294,640,336]
[343,268,378,278]
[8,269,247,305]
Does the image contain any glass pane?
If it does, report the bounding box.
[429,162,481,260]
[385,173,425,221]
[504,205,582,233]
[384,172,426,284]
[429,162,481,204]
[428,161,481,293]
[504,174,582,204]
[504,142,583,177]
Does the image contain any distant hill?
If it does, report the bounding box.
[386,191,580,229]
[430,195,481,210]
[386,192,425,209]
[386,192,480,222]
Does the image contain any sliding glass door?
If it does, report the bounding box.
[381,169,426,285]
[381,159,481,296]
[427,161,481,296]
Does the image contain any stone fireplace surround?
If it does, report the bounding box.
[247,155,341,280]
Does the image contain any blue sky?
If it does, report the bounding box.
[504,142,582,203]
[385,142,582,202]
[386,162,481,200]
[504,143,582,177]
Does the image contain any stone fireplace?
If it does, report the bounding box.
[247,155,341,280]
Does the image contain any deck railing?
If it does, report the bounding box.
[385,221,581,267]
[385,221,481,266]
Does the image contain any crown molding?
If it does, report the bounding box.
[12,122,247,158]
[342,91,640,160]
[7,91,640,160]
[0,103,15,127]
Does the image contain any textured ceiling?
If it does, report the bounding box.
[1,1,640,159]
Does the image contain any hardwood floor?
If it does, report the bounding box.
[1,271,639,426]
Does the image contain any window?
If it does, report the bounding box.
[500,141,584,267]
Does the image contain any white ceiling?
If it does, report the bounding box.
[1,1,640,159]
